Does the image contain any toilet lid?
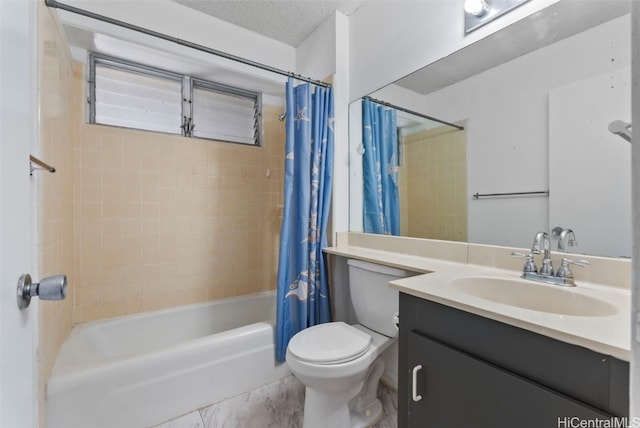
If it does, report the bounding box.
[288,322,371,365]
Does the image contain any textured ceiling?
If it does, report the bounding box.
[172,0,366,47]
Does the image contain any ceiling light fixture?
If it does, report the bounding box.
[464,0,531,34]
[464,0,489,17]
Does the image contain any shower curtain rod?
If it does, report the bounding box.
[364,96,464,131]
[45,0,331,89]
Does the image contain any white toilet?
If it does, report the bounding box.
[286,259,411,428]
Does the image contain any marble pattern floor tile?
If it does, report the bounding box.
[200,375,305,428]
[150,410,205,428]
[153,375,397,428]
[373,412,398,428]
[377,382,398,420]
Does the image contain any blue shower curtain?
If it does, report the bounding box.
[362,98,400,235]
[275,78,334,362]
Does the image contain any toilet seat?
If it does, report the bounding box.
[288,322,372,365]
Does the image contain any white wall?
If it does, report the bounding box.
[333,12,351,239]
[296,12,336,82]
[348,0,558,100]
[549,67,631,258]
[348,100,363,233]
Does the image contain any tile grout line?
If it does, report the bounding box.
[197,408,206,428]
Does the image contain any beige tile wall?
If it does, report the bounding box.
[399,125,468,241]
[38,4,75,425]
[72,65,285,323]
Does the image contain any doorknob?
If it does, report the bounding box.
[17,273,67,310]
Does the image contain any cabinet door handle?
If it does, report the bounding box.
[412,364,423,402]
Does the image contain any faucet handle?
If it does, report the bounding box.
[556,258,590,279]
[562,258,590,267]
[510,252,537,273]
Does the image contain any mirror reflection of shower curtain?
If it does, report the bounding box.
[362,98,400,235]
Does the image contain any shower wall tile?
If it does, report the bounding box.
[400,125,468,242]
[72,63,285,323]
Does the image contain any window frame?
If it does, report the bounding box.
[88,53,263,147]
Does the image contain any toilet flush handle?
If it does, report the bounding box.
[412,364,423,402]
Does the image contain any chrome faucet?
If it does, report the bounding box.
[531,231,553,275]
[558,228,577,252]
[511,231,590,287]
[552,226,578,252]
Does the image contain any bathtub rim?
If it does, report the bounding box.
[72,289,277,330]
[51,290,277,375]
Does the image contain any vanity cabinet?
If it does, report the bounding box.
[398,293,629,428]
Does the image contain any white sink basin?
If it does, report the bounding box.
[450,276,618,317]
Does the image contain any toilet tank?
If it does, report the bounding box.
[347,259,413,337]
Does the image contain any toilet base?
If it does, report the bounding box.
[301,357,386,428]
[350,399,383,428]
[349,356,385,427]
[301,388,384,428]
[302,384,358,428]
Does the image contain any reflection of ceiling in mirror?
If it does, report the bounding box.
[394,0,630,95]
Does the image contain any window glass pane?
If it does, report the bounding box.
[192,86,259,145]
[94,63,182,134]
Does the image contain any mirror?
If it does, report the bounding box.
[349,1,632,258]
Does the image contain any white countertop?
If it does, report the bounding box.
[325,244,631,361]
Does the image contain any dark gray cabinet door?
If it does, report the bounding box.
[407,330,611,428]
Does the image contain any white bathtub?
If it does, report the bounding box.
[46,291,290,428]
